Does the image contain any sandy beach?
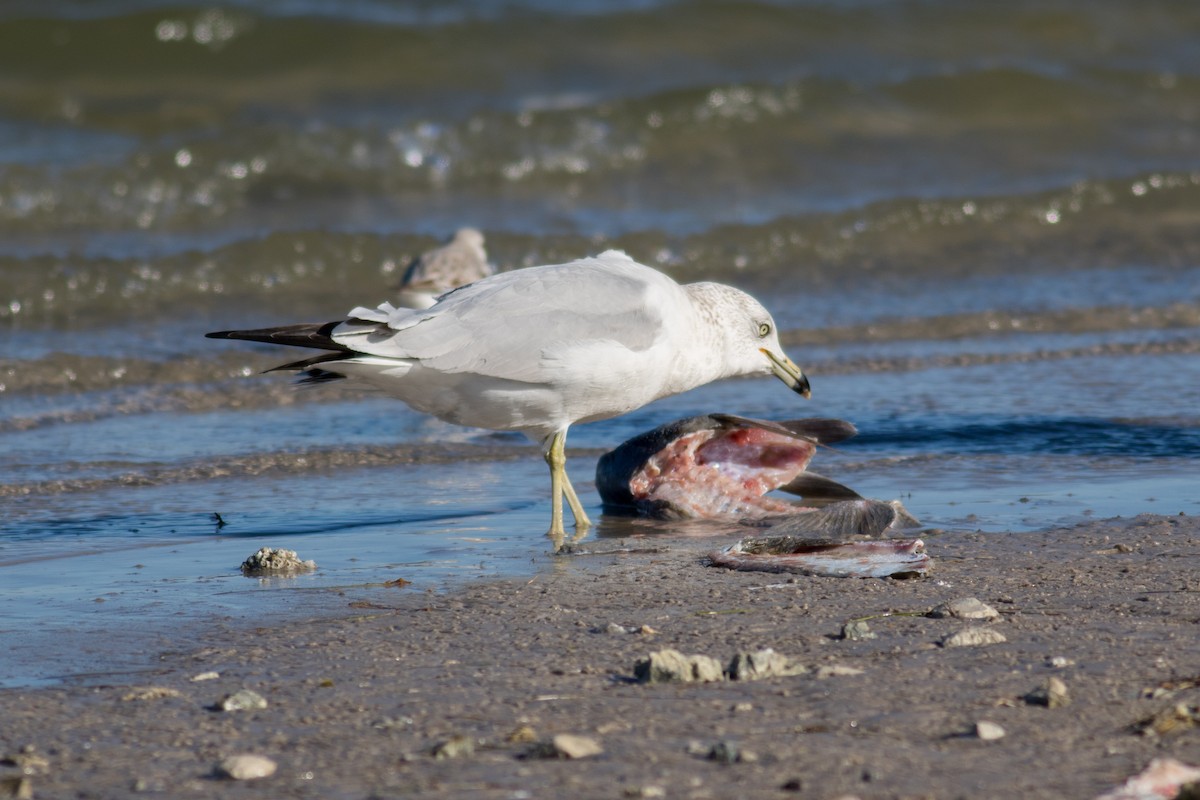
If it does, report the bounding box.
[4,512,1198,799]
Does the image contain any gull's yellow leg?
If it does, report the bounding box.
[545,434,567,547]
[544,430,591,546]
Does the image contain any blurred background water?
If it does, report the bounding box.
[2,0,1199,686]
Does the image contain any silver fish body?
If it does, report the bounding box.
[709,535,929,578]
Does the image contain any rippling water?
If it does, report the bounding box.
[2,0,1199,685]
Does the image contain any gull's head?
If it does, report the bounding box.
[453,227,486,248]
[686,283,811,399]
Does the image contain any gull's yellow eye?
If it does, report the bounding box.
[758,322,771,338]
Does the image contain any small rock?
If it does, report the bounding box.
[216,754,277,780]
[637,625,658,635]
[190,671,220,682]
[941,627,1007,648]
[623,787,666,798]
[975,721,1006,741]
[635,649,724,683]
[122,686,183,702]
[431,735,475,759]
[929,598,1000,621]
[1047,656,1074,669]
[706,739,755,764]
[727,649,807,681]
[240,547,316,576]
[526,734,603,760]
[1025,676,1070,708]
[218,689,268,712]
[604,622,632,635]
[841,620,876,641]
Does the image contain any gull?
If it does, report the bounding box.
[207,250,810,543]
[394,227,492,309]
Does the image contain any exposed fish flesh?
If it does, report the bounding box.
[596,414,860,519]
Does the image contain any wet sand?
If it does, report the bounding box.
[3,513,1198,799]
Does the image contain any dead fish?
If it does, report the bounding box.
[709,535,929,578]
[597,414,925,577]
[596,413,915,529]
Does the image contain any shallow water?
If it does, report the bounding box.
[2,0,1198,687]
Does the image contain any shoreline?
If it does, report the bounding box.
[3,513,1199,799]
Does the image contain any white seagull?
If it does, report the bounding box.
[207,250,810,543]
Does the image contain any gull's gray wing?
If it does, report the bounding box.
[334,251,677,383]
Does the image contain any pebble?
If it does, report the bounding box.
[727,649,807,681]
[526,734,603,760]
[841,620,876,641]
[190,671,220,682]
[1025,676,1070,708]
[431,735,475,760]
[941,627,1007,648]
[929,597,1000,621]
[218,689,268,712]
[975,721,1006,741]
[635,649,724,683]
[706,739,756,764]
[216,754,277,780]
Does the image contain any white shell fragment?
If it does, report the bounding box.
[218,689,268,711]
[929,597,1000,620]
[240,547,316,576]
[1026,676,1070,708]
[941,627,1007,648]
[217,754,277,780]
[635,649,724,683]
[526,734,604,760]
[975,721,1006,741]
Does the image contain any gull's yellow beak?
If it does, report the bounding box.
[761,348,811,399]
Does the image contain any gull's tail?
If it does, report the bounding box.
[204,321,349,351]
[206,321,357,382]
